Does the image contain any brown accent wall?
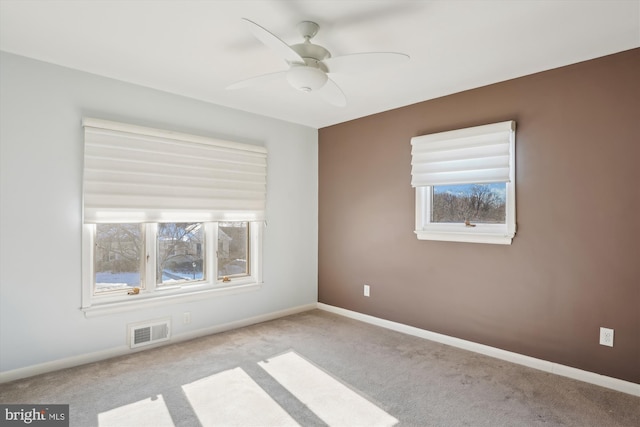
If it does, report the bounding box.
[318,48,640,383]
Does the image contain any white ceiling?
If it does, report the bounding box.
[1,1,638,129]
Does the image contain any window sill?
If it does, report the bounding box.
[415,227,514,245]
[81,282,262,318]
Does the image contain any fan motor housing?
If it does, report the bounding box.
[291,43,331,63]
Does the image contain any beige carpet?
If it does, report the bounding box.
[1,309,638,426]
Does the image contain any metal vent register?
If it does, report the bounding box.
[129,319,171,349]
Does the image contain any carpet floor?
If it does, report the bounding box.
[1,309,638,426]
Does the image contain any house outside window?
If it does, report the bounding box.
[217,221,250,279]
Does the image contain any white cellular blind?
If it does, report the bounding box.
[411,121,515,187]
[83,118,267,223]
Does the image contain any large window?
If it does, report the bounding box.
[87,221,261,299]
[411,121,516,244]
[82,119,266,313]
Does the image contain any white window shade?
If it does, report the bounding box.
[83,118,267,223]
[411,121,515,187]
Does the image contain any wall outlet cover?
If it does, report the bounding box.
[599,327,614,347]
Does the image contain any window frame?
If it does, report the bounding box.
[217,221,251,280]
[415,183,516,245]
[81,221,263,316]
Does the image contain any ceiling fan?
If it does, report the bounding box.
[227,18,410,107]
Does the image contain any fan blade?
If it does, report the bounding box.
[226,71,287,90]
[242,18,305,65]
[324,52,409,74]
[318,78,347,107]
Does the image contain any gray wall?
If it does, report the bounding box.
[0,52,318,374]
[318,49,640,384]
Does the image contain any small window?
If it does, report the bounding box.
[432,183,506,224]
[411,121,516,244]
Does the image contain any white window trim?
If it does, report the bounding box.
[81,222,263,317]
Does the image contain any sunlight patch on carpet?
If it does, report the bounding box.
[98,394,174,427]
[182,367,299,427]
[259,351,398,427]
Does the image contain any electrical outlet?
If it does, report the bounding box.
[599,327,614,347]
[183,312,191,324]
[363,284,370,297]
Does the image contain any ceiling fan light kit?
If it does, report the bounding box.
[227,18,409,107]
[287,65,328,92]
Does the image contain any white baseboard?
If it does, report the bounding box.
[0,303,317,384]
[317,303,640,397]
[4,302,637,397]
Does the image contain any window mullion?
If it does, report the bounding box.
[208,222,218,284]
[249,221,263,281]
[145,223,157,292]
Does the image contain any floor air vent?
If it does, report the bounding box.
[129,319,171,349]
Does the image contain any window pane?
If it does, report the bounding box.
[95,224,144,293]
[218,222,249,279]
[157,223,205,285]
[432,183,506,224]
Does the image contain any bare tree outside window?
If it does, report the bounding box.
[432,183,506,224]
[157,223,205,285]
[94,224,144,292]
